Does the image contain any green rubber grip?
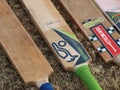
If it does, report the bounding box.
[75,65,102,90]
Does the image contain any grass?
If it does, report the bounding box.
[0,0,120,90]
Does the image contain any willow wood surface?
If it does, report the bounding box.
[93,0,120,31]
[57,0,120,63]
[21,0,91,71]
[0,0,53,84]
[0,0,120,90]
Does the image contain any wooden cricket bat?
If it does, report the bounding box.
[21,0,102,90]
[93,0,120,32]
[57,0,120,65]
[0,0,54,90]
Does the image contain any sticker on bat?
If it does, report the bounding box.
[52,40,79,62]
[51,28,90,66]
[82,17,104,28]
[106,12,120,29]
[91,24,120,57]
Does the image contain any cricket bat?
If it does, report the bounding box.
[0,0,54,90]
[57,0,120,64]
[21,0,102,90]
[93,0,120,32]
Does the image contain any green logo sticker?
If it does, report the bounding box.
[83,17,104,28]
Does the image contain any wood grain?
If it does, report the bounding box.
[57,0,120,63]
[21,0,91,71]
[0,0,53,84]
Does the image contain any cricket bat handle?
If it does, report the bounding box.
[39,82,54,90]
[75,65,102,90]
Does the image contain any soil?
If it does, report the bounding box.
[0,0,120,90]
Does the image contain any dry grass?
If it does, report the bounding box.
[0,0,120,90]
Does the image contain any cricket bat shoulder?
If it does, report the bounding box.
[21,1,102,89]
[57,0,120,63]
[21,0,91,71]
[0,0,53,84]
